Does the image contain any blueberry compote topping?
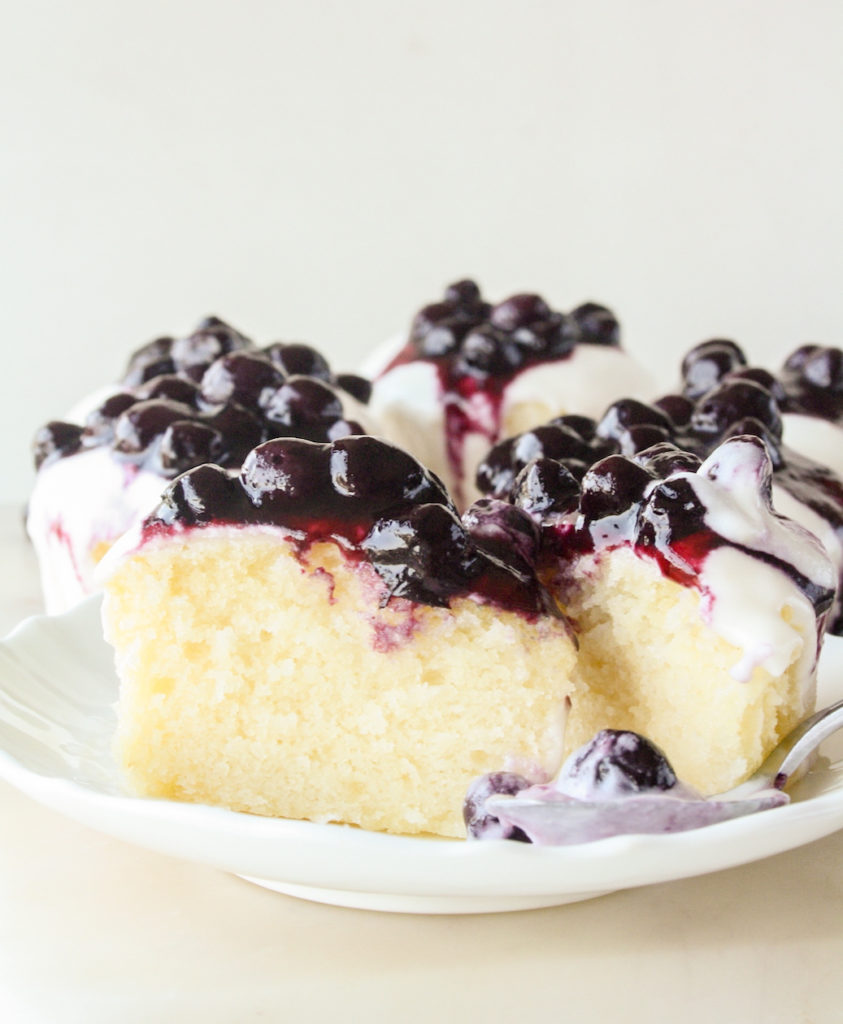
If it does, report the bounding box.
[381,281,621,504]
[32,318,370,480]
[387,279,617,382]
[464,729,788,845]
[146,436,557,617]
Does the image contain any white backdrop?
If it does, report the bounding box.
[3,0,843,503]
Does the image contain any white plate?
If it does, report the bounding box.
[2,597,843,915]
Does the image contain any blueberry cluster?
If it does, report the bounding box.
[150,435,553,615]
[33,318,372,477]
[402,279,618,380]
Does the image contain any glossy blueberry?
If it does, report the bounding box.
[653,393,693,427]
[200,352,285,408]
[264,342,333,381]
[463,772,532,841]
[444,278,484,309]
[597,399,672,444]
[511,457,581,517]
[159,421,224,474]
[262,376,345,439]
[362,503,476,606]
[83,392,139,442]
[570,301,620,347]
[633,443,702,478]
[202,403,266,465]
[691,379,783,441]
[113,400,196,455]
[489,293,552,332]
[681,339,747,399]
[33,421,85,470]
[558,730,677,798]
[462,498,541,577]
[240,437,329,508]
[456,326,522,377]
[579,454,654,521]
[329,435,450,509]
[122,336,175,387]
[156,464,242,526]
[335,373,372,405]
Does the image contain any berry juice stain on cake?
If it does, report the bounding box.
[369,280,654,508]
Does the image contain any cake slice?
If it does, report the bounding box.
[101,436,576,838]
[477,429,835,796]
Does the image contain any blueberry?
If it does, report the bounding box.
[597,399,672,444]
[463,772,532,841]
[139,374,201,407]
[329,436,450,510]
[262,376,345,439]
[362,503,476,605]
[511,457,581,517]
[782,344,820,374]
[155,464,241,526]
[619,423,673,455]
[681,339,747,399]
[335,373,372,404]
[444,279,484,309]
[462,498,541,576]
[456,325,522,377]
[264,342,333,381]
[113,400,196,456]
[122,336,175,387]
[579,454,653,520]
[200,352,285,408]
[240,437,329,508]
[202,403,266,465]
[718,416,784,469]
[633,443,702,478]
[83,391,139,443]
[691,379,783,441]
[725,366,788,405]
[489,293,552,332]
[558,730,677,798]
[799,346,843,391]
[570,301,620,347]
[33,421,85,470]
[653,393,694,427]
[159,421,224,474]
[170,319,251,377]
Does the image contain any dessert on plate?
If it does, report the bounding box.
[100,435,577,839]
[368,280,655,508]
[27,317,373,613]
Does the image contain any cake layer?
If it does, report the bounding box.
[103,527,576,838]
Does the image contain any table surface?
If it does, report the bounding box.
[2,504,843,1024]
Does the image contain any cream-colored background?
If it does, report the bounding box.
[4,0,843,505]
